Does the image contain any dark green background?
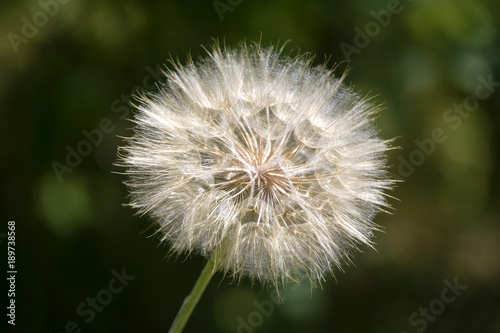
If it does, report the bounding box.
[1,0,499,332]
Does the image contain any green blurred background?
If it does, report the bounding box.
[1,0,499,332]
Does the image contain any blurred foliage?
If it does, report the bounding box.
[1,0,499,332]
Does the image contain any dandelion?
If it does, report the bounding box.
[118,40,394,332]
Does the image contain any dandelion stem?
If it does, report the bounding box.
[168,250,219,333]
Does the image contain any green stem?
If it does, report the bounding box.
[168,251,218,333]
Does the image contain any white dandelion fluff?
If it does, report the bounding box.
[118,41,394,287]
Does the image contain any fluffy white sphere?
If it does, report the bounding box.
[119,41,394,286]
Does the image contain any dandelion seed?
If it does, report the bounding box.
[118,41,394,289]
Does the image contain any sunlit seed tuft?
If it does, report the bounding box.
[118,41,395,287]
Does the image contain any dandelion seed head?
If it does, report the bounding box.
[118,41,394,286]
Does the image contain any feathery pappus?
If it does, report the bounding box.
[118,41,394,287]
